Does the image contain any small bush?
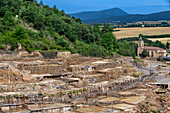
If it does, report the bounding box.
[133,72,141,77]
[13,94,18,98]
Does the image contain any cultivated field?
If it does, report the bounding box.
[114,27,170,40]
[148,38,170,44]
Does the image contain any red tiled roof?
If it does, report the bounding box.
[144,46,165,50]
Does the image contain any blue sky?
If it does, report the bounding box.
[37,0,170,14]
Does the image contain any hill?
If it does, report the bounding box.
[69,8,128,21]
[0,0,167,58]
[0,0,120,57]
[82,11,170,23]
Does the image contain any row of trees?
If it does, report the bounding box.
[143,34,170,39]
[120,24,170,28]
[118,36,169,49]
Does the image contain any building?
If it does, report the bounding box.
[137,37,167,57]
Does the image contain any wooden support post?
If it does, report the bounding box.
[22,95,24,106]
[8,68,10,84]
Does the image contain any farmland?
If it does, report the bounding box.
[114,27,170,43]
[148,38,170,44]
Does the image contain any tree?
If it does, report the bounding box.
[75,18,82,24]
[60,10,65,16]
[118,41,137,58]
[39,29,44,37]
[33,14,45,30]
[102,24,113,34]
[72,16,75,20]
[161,22,168,25]
[166,42,169,49]
[13,27,28,40]
[75,40,108,57]
[141,50,149,58]
[0,7,7,17]
[101,32,117,52]
[139,34,143,37]
[53,5,57,10]
[21,6,39,23]
[53,5,59,14]
[39,0,43,7]
[3,11,15,26]
[94,24,101,34]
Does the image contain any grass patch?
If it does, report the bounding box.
[133,72,141,77]
[123,65,132,68]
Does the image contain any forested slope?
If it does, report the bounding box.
[1,0,163,58]
[0,0,114,57]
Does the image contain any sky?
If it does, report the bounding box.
[37,0,170,14]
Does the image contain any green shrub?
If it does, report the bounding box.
[0,44,5,49]
[13,94,18,98]
[75,40,109,57]
[0,95,4,98]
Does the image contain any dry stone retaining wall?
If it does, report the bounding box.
[22,65,65,74]
[0,53,21,61]
[57,52,71,59]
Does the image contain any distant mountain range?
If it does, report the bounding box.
[69,8,170,23]
[69,8,128,22]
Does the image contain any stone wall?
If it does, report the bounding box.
[0,51,43,61]
[22,65,65,74]
[0,65,22,83]
[57,51,71,59]
[0,53,21,61]
[32,51,43,58]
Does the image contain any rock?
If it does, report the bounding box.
[18,43,22,51]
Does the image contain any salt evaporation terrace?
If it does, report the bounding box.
[0,51,169,112]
